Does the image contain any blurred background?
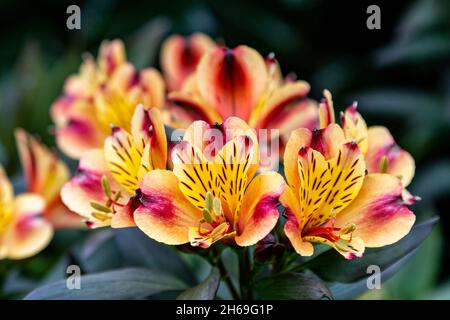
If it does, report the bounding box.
[0,0,449,299]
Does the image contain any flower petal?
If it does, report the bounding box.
[303,141,365,229]
[341,104,368,154]
[161,33,215,90]
[98,39,126,77]
[61,149,126,220]
[284,215,314,256]
[15,129,69,204]
[319,89,335,129]
[139,68,165,108]
[134,170,202,245]
[214,135,257,223]
[172,140,217,210]
[166,91,222,128]
[335,173,416,247]
[366,126,415,186]
[2,194,53,260]
[104,127,146,193]
[131,106,167,170]
[53,100,106,159]
[235,172,285,246]
[197,46,268,121]
[252,81,314,130]
[0,165,14,208]
[283,124,345,191]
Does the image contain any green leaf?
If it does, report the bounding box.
[73,230,124,273]
[24,268,186,300]
[303,216,439,283]
[254,272,332,300]
[114,228,195,285]
[330,250,417,300]
[177,267,220,300]
[360,222,443,299]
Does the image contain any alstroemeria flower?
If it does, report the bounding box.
[15,129,82,228]
[133,117,286,248]
[51,40,165,159]
[61,105,167,228]
[161,33,215,91]
[281,124,416,259]
[166,45,318,151]
[0,166,52,260]
[319,90,415,187]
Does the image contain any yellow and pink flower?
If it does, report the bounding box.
[51,40,165,159]
[281,122,416,259]
[0,166,52,260]
[61,105,167,228]
[132,118,286,248]
[15,129,83,229]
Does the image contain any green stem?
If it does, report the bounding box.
[215,251,241,300]
[239,247,253,300]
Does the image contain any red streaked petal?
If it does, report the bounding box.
[161,33,216,90]
[284,215,314,256]
[131,106,167,170]
[366,126,415,186]
[335,173,416,247]
[3,194,53,260]
[319,89,335,129]
[134,170,202,245]
[235,172,285,246]
[197,46,268,121]
[166,91,222,129]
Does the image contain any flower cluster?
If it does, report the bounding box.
[1,33,418,261]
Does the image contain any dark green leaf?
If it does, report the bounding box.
[74,230,124,273]
[114,228,195,285]
[303,216,439,283]
[177,267,220,300]
[24,268,186,300]
[254,272,332,300]
[330,250,417,299]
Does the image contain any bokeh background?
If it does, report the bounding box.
[0,0,449,299]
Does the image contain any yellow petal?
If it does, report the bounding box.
[304,142,366,229]
[172,140,218,210]
[341,104,368,154]
[104,127,147,193]
[213,135,256,223]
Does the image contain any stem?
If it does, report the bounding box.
[215,253,241,300]
[239,247,253,300]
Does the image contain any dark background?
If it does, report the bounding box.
[0,0,449,299]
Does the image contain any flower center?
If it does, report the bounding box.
[190,191,234,248]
